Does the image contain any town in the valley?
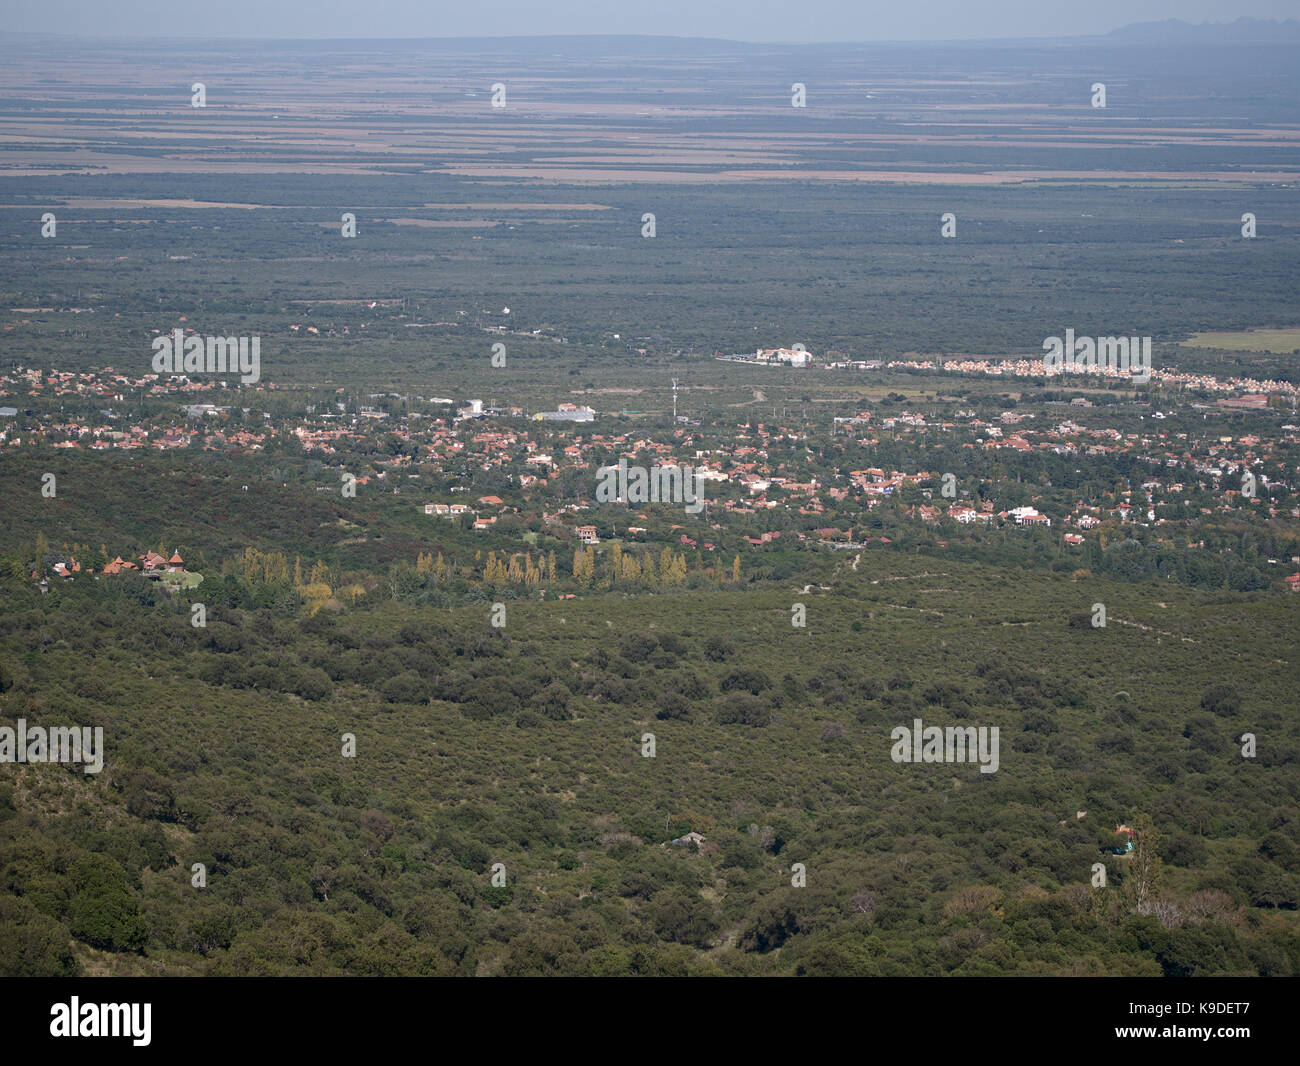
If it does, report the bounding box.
[6,340,1297,597]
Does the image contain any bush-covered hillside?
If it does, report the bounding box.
[1,551,1296,976]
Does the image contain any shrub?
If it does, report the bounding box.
[380,672,428,705]
[1200,685,1242,716]
[716,693,769,727]
[656,693,692,721]
[67,856,148,953]
[704,635,734,662]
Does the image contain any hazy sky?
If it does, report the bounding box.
[3,0,1298,42]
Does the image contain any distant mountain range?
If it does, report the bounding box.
[1105,17,1300,44]
[3,18,1300,50]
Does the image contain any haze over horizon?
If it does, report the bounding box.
[2,0,1299,43]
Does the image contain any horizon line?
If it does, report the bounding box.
[2,19,1300,48]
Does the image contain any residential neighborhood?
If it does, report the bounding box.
[5,355,1298,596]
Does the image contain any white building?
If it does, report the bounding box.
[757,347,811,367]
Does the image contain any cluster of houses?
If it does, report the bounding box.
[7,350,1297,593]
[1004,506,1051,527]
[12,357,1289,537]
[872,356,1300,402]
[424,502,476,519]
[38,549,186,581]
[947,504,997,524]
[425,495,511,532]
[103,550,186,575]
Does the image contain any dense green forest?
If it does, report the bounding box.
[1,542,1297,975]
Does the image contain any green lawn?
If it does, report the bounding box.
[1180,328,1300,354]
